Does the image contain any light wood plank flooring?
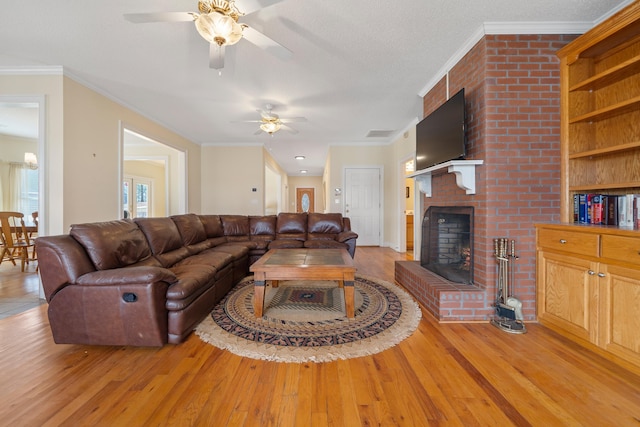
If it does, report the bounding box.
[0,256,41,319]
[1,247,640,426]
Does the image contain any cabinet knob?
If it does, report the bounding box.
[559,239,567,244]
[597,272,606,278]
[588,270,595,275]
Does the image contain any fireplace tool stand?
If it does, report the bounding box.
[490,238,526,334]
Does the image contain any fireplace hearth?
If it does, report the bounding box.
[420,206,474,284]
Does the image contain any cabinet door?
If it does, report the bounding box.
[598,264,640,367]
[537,251,598,343]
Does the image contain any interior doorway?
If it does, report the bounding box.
[121,127,186,217]
[0,95,46,315]
[296,188,314,213]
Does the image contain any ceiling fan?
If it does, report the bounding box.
[234,104,307,135]
[124,0,292,70]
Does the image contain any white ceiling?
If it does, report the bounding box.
[0,0,631,175]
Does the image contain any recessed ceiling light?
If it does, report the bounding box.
[300,170,308,174]
[295,155,305,160]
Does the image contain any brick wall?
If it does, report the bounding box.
[399,34,577,321]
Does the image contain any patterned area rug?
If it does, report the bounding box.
[196,275,422,363]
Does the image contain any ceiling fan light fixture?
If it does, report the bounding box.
[195,11,243,46]
[260,120,282,135]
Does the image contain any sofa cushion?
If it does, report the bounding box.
[275,212,307,241]
[304,240,348,250]
[269,239,305,249]
[307,213,343,240]
[165,264,217,310]
[70,220,152,270]
[171,214,207,246]
[199,215,225,238]
[135,217,190,267]
[250,215,276,236]
[221,215,250,236]
[175,250,233,274]
[209,243,251,260]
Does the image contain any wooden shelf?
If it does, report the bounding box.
[569,182,640,192]
[569,141,640,159]
[569,54,640,92]
[569,95,640,124]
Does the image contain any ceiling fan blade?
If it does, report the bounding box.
[209,44,225,70]
[282,124,299,134]
[240,0,285,15]
[254,129,264,135]
[123,12,196,23]
[242,26,292,61]
[230,120,263,123]
[280,117,307,123]
[257,109,278,120]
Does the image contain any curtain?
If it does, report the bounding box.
[8,162,27,213]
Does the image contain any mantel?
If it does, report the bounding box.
[408,160,484,196]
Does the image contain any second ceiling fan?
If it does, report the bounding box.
[124,0,292,70]
[235,104,307,135]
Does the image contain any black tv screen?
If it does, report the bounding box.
[416,88,466,170]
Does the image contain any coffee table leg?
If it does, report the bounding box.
[254,280,266,317]
[344,281,355,318]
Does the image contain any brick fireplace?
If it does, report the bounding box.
[395,33,577,321]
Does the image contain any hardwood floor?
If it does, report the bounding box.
[1,247,640,426]
[0,256,41,319]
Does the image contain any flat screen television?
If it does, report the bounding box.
[416,88,466,170]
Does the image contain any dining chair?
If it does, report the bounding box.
[30,211,39,260]
[0,211,35,272]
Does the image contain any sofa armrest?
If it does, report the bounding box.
[337,230,358,243]
[76,266,177,286]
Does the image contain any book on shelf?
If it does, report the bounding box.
[573,193,640,229]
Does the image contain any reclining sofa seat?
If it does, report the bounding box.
[134,217,236,344]
[39,220,176,346]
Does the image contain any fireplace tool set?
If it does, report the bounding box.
[491,238,526,334]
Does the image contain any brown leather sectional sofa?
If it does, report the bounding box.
[36,212,357,347]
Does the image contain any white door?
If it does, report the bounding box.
[345,167,381,246]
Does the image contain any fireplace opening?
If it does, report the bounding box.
[420,206,474,284]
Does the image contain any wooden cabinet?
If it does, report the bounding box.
[406,214,414,251]
[538,1,640,372]
[536,224,640,371]
[557,2,640,222]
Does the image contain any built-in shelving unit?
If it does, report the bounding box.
[558,2,640,220]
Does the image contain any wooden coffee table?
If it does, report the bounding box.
[249,248,357,318]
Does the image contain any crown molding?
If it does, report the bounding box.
[0,66,63,75]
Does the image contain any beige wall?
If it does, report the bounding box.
[0,73,201,234]
[201,145,264,215]
[62,77,200,228]
[288,175,323,213]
